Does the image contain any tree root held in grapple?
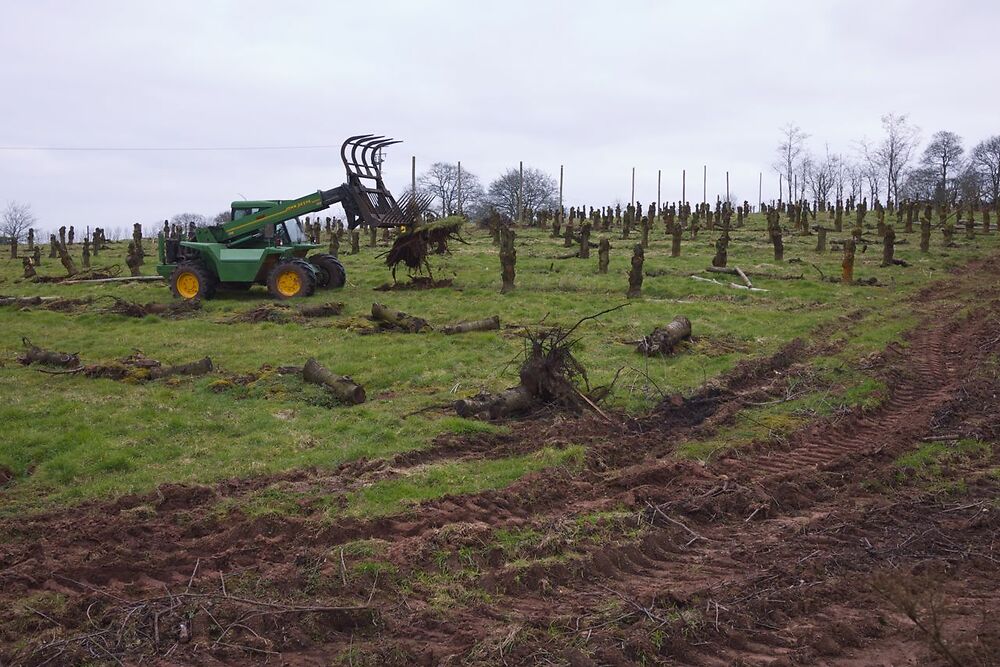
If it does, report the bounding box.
[303,358,366,404]
[17,337,80,368]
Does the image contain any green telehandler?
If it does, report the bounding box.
[157,135,422,300]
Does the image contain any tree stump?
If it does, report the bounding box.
[579,222,591,259]
[640,216,650,248]
[942,222,955,247]
[9,237,16,259]
[920,217,931,253]
[351,230,360,254]
[32,246,41,267]
[983,208,991,234]
[771,227,784,262]
[368,225,377,248]
[551,215,561,239]
[329,233,340,258]
[499,225,516,294]
[816,227,827,252]
[711,233,728,267]
[670,224,683,257]
[125,241,141,277]
[627,244,644,298]
[598,238,610,274]
[842,239,856,284]
[58,242,78,276]
[563,221,574,248]
[881,226,895,267]
[82,238,91,269]
[49,235,58,259]
[22,256,35,279]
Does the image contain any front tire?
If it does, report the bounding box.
[309,254,347,289]
[267,259,316,299]
[169,263,216,300]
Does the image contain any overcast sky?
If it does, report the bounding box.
[2,0,999,233]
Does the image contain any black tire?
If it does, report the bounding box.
[309,253,347,289]
[267,259,316,299]
[169,262,217,300]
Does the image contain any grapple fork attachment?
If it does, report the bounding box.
[340,134,421,229]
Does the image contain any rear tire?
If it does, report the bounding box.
[267,259,316,299]
[309,254,347,289]
[169,263,217,300]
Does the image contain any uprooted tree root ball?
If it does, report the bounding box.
[385,217,464,281]
[455,306,627,420]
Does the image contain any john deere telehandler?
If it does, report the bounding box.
[157,135,420,300]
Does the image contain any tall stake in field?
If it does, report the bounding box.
[579,222,591,259]
[598,238,610,274]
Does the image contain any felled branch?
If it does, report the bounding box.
[371,303,431,333]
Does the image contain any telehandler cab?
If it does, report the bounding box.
[157,135,419,300]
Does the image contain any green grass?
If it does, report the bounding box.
[1,214,996,514]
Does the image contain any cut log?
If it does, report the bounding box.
[636,316,692,355]
[371,303,431,333]
[455,385,535,419]
[299,302,345,318]
[148,357,213,380]
[17,337,80,368]
[440,315,500,335]
[303,357,366,404]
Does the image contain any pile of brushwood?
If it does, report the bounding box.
[455,307,624,420]
[385,217,464,281]
[226,302,344,324]
[100,296,202,319]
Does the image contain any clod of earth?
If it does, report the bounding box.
[371,302,431,333]
[302,357,366,404]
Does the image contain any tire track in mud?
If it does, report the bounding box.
[734,305,960,479]
[383,278,998,664]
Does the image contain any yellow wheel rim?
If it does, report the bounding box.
[176,272,200,299]
[276,270,302,297]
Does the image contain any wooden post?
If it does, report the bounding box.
[682,169,686,204]
[758,172,762,211]
[411,156,416,200]
[457,160,462,217]
[703,165,707,206]
[779,174,783,205]
[657,169,661,212]
[518,160,523,223]
[631,167,635,209]
[559,164,564,214]
[726,171,730,204]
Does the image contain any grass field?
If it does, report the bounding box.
[0,213,994,515]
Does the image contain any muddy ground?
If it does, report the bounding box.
[2,256,999,666]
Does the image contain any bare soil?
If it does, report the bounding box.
[2,256,999,666]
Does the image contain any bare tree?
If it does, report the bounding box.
[773,123,808,204]
[797,153,813,201]
[955,165,983,204]
[901,166,937,201]
[213,211,231,224]
[846,160,864,203]
[875,113,920,203]
[487,166,557,221]
[170,212,209,228]
[417,162,484,217]
[1,201,37,243]
[808,145,837,208]
[971,136,1000,205]
[858,139,883,202]
[921,131,964,203]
